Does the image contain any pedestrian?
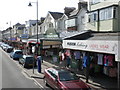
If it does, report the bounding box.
[66,56,71,68]
[83,52,90,83]
[59,50,62,64]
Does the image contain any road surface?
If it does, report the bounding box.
[1,48,40,89]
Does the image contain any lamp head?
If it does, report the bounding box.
[28,2,32,6]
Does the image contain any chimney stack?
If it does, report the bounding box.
[78,0,87,10]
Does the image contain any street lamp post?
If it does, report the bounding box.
[28,0,39,55]
[7,21,12,45]
[28,0,39,74]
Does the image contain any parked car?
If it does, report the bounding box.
[10,50,23,60]
[5,46,13,53]
[1,44,9,51]
[44,67,91,90]
[19,55,36,68]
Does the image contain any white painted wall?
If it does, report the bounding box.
[77,8,88,31]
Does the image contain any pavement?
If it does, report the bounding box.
[22,56,119,90]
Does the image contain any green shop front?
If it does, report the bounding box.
[40,28,62,63]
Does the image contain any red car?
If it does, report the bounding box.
[44,67,91,90]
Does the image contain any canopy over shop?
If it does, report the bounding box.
[62,31,120,88]
[27,39,41,54]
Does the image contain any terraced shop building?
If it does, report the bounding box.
[63,30,120,88]
[87,0,120,32]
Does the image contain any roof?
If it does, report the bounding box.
[15,23,21,26]
[29,34,44,39]
[88,32,120,41]
[49,11,63,20]
[63,30,91,40]
[69,9,79,17]
[63,31,120,41]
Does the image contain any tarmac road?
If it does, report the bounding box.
[1,48,40,89]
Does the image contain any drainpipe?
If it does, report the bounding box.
[97,9,100,32]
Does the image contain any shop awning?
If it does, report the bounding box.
[43,41,62,46]
[27,39,40,44]
[63,31,120,62]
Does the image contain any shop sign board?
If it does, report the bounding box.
[28,39,40,43]
[63,40,119,62]
[43,46,50,49]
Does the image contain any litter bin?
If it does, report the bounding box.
[37,56,42,73]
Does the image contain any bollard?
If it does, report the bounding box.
[37,56,42,73]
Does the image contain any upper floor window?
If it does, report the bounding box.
[66,18,77,27]
[100,7,113,20]
[49,23,53,28]
[81,16,85,24]
[91,0,101,5]
[40,27,42,32]
[88,11,98,22]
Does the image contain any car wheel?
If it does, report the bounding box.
[10,55,12,58]
[44,77,48,86]
[19,61,21,64]
[23,63,26,68]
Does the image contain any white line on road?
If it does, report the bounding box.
[1,49,45,89]
[33,79,44,89]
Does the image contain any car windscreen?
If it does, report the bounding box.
[26,57,34,63]
[59,71,79,81]
[15,51,23,54]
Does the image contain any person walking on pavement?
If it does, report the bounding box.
[59,50,62,64]
[83,52,90,83]
[66,56,71,68]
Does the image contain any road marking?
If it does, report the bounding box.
[1,49,46,90]
[21,71,32,79]
[33,79,44,89]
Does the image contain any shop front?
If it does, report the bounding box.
[63,40,118,71]
[62,32,120,88]
[40,28,63,63]
[40,39,62,63]
[27,39,40,55]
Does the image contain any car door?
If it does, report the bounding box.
[51,70,59,89]
[17,51,23,58]
[19,58,25,65]
[46,69,54,86]
[47,69,59,89]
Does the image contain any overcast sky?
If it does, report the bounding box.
[0,0,81,30]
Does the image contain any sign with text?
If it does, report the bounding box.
[63,40,119,62]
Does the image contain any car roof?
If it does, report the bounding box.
[14,50,22,52]
[47,67,70,73]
